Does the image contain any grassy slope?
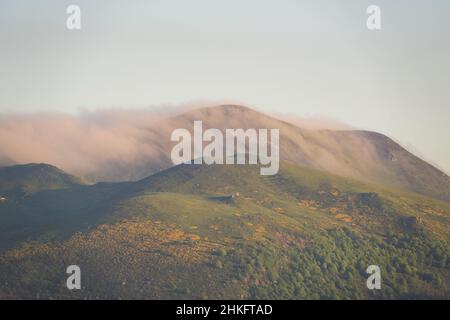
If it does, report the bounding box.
[0,162,449,299]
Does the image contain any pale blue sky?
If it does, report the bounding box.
[0,0,449,173]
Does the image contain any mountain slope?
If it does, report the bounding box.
[0,162,448,299]
[172,105,450,202]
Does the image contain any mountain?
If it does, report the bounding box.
[0,163,85,198]
[0,161,448,299]
[74,105,449,202]
[1,105,448,202]
[0,106,448,300]
[171,105,450,200]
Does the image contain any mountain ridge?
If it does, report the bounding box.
[1,105,448,202]
[98,104,448,202]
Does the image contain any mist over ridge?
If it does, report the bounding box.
[0,104,448,202]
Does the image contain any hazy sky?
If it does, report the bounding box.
[0,0,449,173]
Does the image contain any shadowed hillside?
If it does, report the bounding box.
[0,163,85,198]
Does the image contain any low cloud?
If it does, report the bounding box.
[271,112,355,130]
[0,103,353,181]
[0,109,166,179]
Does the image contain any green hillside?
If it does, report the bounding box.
[0,162,449,299]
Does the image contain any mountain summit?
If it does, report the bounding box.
[0,163,85,198]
